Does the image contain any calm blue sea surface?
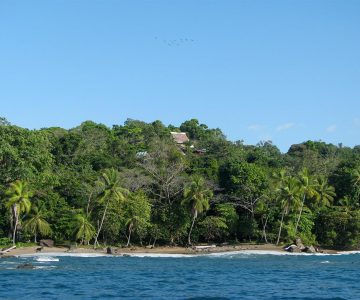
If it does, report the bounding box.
[1,252,359,300]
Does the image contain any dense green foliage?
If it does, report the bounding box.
[1,117,360,249]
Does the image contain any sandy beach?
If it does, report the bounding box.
[1,243,340,258]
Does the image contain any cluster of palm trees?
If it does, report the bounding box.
[275,168,336,245]
[5,181,51,245]
[3,166,342,248]
[3,169,214,248]
[3,169,129,247]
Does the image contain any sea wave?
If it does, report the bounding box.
[18,252,195,258]
[15,249,360,259]
[337,250,360,255]
[209,250,360,257]
[320,260,330,264]
[35,256,60,262]
[34,266,57,270]
[18,252,109,258]
[122,253,196,258]
[207,250,320,256]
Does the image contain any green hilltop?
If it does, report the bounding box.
[1,118,360,249]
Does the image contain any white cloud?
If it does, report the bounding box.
[276,123,295,131]
[247,124,264,131]
[326,124,337,133]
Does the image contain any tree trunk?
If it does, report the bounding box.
[126,224,133,247]
[170,235,175,246]
[152,237,157,248]
[93,198,110,249]
[276,209,285,246]
[295,194,306,235]
[8,211,14,239]
[262,216,269,244]
[188,213,197,246]
[34,231,37,243]
[86,191,93,217]
[12,205,18,246]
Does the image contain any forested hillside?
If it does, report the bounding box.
[1,117,360,249]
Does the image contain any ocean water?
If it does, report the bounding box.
[1,251,359,300]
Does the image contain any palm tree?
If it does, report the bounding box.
[5,181,33,245]
[351,167,360,200]
[93,169,129,248]
[273,169,287,184]
[295,168,318,234]
[125,215,140,247]
[338,196,358,213]
[73,213,95,245]
[315,176,336,207]
[276,176,300,245]
[23,205,52,243]
[352,167,360,186]
[182,176,213,246]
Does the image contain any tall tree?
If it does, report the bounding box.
[182,176,213,245]
[5,181,33,245]
[23,205,52,243]
[276,176,300,245]
[140,139,187,244]
[295,168,318,234]
[122,192,151,247]
[351,167,360,201]
[315,176,336,207]
[72,213,95,245]
[93,169,129,248]
[125,216,140,247]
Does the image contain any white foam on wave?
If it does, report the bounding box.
[18,252,195,258]
[321,261,330,264]
[0,261,18,264]
[35,257,60,262]
[209,250,360,257]
[336,250,360,255]
[18,252,108,258]
[34,266,56,270]
[207,250,335,257]
[122,253,196,258]
[208,250,308,256]
[15,250,360,259]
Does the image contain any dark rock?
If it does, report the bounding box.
[315,246,324,253]
[107,247,115,255]
[17,263,35,269]
[39,239,54,247]
[295,238,306,251]
[304,246,316,253]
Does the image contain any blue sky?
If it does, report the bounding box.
[0,0,359,152]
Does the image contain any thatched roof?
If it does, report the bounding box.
[170,132,190,144]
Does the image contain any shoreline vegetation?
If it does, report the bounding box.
[1,117,360,253]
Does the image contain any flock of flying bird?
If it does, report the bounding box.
[154,37,195,47]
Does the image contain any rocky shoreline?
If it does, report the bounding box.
[0,242,342,258]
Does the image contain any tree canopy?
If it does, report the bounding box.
[1,117,360,249]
